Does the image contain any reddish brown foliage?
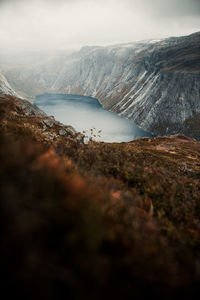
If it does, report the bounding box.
[0,94,200,299]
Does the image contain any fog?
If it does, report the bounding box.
[0,0,199,53]
[35,94,152,142]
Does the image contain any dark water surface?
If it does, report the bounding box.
[35,94,153,142]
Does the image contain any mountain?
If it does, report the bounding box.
[1,32,200,139]
[0,71,18,97]
[1,33,200,298]
[49,32,200,140]
[0,50,75,100]
[0,70,49,118]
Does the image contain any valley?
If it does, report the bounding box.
[0,0,200,298]
[35,93,153,142]
[0,31,199,139]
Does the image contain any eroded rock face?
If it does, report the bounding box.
[0,72,18,97]
[1,32,200,139]
[43,119,54,128]
[65,126,76,135]
[48,33,200,140]
[49,32,200,139]
[59,127,76,136]
[59,129,67,136]
[0,94,77,144]
[111,33,200,140]
[20,100,47,118]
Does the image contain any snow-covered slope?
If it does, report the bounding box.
[0,72,18,97]
[1,32,200,139]
[0,50,75,99]
[49,32,200,139]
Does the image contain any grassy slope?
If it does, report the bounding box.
[0,94,200,299]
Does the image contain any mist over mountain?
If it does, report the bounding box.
[1,1,200,298]
[0,0,199,52]
[0,71,18,97]
[1,32,200,139]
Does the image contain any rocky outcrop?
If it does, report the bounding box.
[111,32,200,140]
[0,72,18,97]
[1,93,200,299]
[19,98,47,118]
[0,94,77,144]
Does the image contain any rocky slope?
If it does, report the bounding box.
[0,50,76,100]
[1,32,200,139]
[0,71,18,97]
[0,93,77,140]
[1,93,200,299]
[50,32,200,139]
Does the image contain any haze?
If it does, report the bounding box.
[0,0,199,53]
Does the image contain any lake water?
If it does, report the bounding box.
[35,94,153,142]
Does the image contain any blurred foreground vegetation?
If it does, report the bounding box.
[0,95,200,299]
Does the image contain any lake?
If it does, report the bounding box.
[35,94,153,142]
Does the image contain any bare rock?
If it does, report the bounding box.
[55,120,63,126]
[76,134,85,144]
[59,129,67,136]
[65,126,76,135]
[43,119,54,128]
[45,132,57,140]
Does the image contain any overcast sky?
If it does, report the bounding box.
[0,0,199,52]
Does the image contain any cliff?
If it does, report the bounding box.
[51,32,200,139]
[0,71,18,97]
[1,32,199,139]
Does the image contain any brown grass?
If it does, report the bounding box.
[0,94,200,299]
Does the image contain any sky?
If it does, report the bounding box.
[0,0,199,52]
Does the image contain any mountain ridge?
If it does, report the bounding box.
[0,72,19,97]
[0,31,200,139]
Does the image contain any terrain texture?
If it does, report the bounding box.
[1,32,199,139]
[0,72,18,97]
[1,94,200,299]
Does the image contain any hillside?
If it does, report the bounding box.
[0,71,18,97]
[50,32,200,140]
[1,93,200,299]
[1,32,200,139]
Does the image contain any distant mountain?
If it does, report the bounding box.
[0,71,18,97]
[0,50,75,99]
[49,32,200,140]
[0,71,48,118]
[1,32,200,139]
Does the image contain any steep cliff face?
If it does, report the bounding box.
[0,50,76,99]
[112,32,200,139]
[50,43,155,102]
[50,32,200,139]
[1,32,200,139]
[0,70,47,117]
[0,72,18,97]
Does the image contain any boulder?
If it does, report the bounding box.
[59,129,67,136]
[43,119,54,128]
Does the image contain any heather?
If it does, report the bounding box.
[0,95,200,299]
